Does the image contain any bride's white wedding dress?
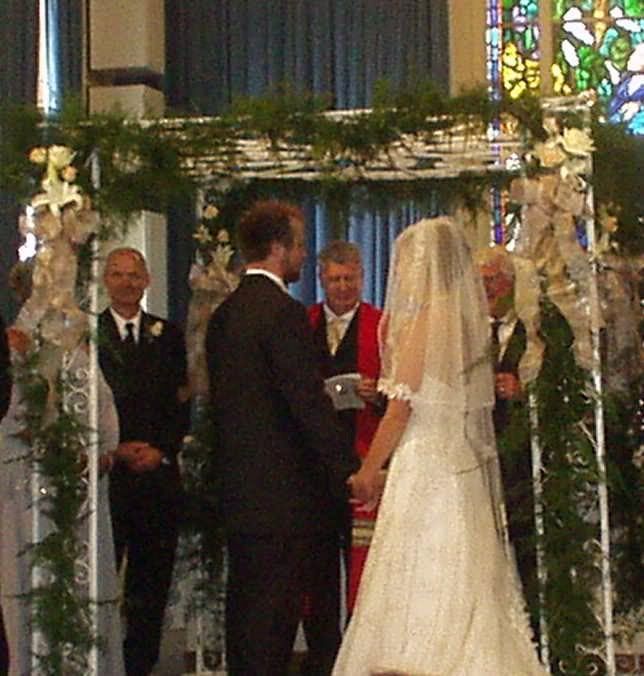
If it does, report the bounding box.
[332,218,547,676]
[333,381,545,676]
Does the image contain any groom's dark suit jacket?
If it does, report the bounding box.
[206,274,359,536]
[98,309,189,531]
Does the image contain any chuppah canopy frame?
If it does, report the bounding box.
[157,94,614,675]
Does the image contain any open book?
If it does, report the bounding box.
[324,373,365,411]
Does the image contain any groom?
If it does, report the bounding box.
[206,200,360,676]
[99,247,190,676]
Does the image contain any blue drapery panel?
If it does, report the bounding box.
[0,1,38,107]
[165,0,449,113]
[0,0,38,319]
[45,0,83,112]
[164,0,449,321]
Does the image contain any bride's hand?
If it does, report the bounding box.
[348,465,380,506]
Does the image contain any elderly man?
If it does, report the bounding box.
[99,247,189,676]
[477,246,536,600]
[477,246,525,423]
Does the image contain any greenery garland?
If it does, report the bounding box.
[10,336,96,675]
[498,302,643,675]
[1,84,641,254]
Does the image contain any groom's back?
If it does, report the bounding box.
[206,274,339,536]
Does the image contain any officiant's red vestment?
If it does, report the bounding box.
[308,302,382,610]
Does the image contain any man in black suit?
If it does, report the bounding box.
[99,247,189,676]
[477,247,535,600]
[0,311,11,676]
[206,201,360,676]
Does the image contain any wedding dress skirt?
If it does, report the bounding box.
[333,402,547,676]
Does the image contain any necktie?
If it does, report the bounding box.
[124,321,136,345]
[327,318,344,356]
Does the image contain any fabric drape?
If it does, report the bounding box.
[0,0,38,320]
[165,0,449,114]
[46,0,83,111]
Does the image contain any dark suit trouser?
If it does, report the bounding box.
[0,605,8,676]
[226,531,341,676]
[110,464,182,676]
[113,509,179,676]
[301,515,349,676]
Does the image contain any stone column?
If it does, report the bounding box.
[88,0,165,117]
[88,1,168,316]
[447,0,488,94]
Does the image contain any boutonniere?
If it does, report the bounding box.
[147,321,164,340]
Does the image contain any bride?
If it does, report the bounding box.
[333,218,547,675]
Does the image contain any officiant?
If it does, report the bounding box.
[303,241,385,673]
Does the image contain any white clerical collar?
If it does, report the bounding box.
[110,307,142,342]
[323,303,359,324]
[245,267,288,294]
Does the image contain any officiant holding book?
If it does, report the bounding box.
[303,241,385,673]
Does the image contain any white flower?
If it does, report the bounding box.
[48,145,75,170]
[149,321,164,337]
[203,204,219,220]
[213,244,234,267]
[216,228,230,243]
[29,147,48,165]
[561,127,594,157]
[193,224,213,245]
[32,179,83,217]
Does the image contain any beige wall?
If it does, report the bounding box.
[448,0,489,95]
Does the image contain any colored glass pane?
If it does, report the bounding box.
[552,0,644,133]
[487,0,542,99]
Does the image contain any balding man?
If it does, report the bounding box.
[99,247,189,676]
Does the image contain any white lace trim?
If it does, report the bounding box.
[378,378,414,401]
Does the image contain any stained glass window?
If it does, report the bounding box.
[553,0,644,134]
[486,0,644,133]
[486,0,542,100]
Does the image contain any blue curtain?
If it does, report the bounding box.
[45,0,83,113]
[165,0,450,319]
[166,0,449,114]
[0,0,38,320]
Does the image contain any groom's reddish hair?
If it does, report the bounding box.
[238,200,304,263]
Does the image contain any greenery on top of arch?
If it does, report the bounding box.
[0,83,641,254]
